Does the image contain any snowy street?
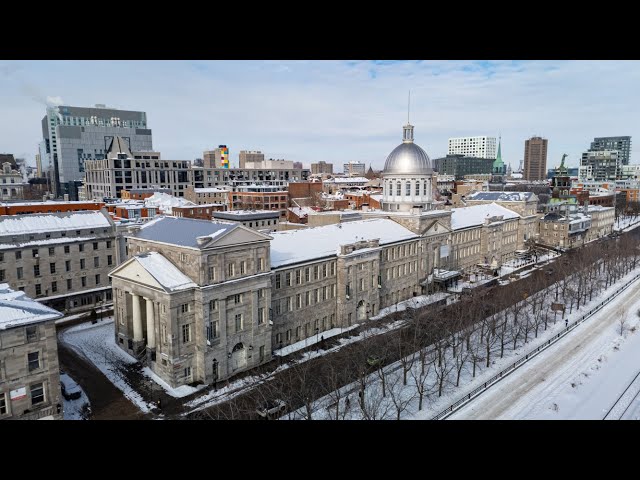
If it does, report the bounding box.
[451,275,640,420]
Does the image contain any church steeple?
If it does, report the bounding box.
[493,136,505,174]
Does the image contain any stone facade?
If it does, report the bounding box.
[586,206,615,243]
[0,210,117,313]
[1,286,63,421]
[0,162,25,201]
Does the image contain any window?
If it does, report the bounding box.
[35,284,42,296]
[322,286,327,300]
[93,242,99,250]
[285,272,291,286]
[314,265,319,280]
[64,246,70,254]
[81,277,86,287]
[206,320,219,340]
[34,265,40,277]
[275,274,281,289]
[28,351,40,371]
[26,326,37,342]
[67,279,72,290]
[406,182,411,196]
[30,383,45,405]
[106,240,112,249]
[15,250,21,260]
[79,244,84,252]
[286,329,291,342]
[305,267,310,282]
[32,248,38,258]
[296,269,301,284]
[235,314,243,332]
[296,326,301,339]
[209,299,218,311]
[48,247,55,256]
[49,262,56,274]
[51,281,57,293]
[259,345,265,362]
[359,278,364,292]
[0,393,6,415]
[296,294,302,309]
[330,262,335,276]
[228,263,235,277]
[181,303,190,313]
[0,269,3,282]
[305,291,310,306]
[182,324,191,343]
[95,274,101,285]
[107,255,113,266]
[94,257,99,268]
[184,367,192,380]
[396,181,401,196]
[0,252,2,262]
[258,288,264,299]
[16,267,22,280]
[80,259,85,270]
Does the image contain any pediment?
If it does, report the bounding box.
[109,258,164,290]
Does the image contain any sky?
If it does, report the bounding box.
[1,60,638,171]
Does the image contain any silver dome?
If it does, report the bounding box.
[383,142,432,175]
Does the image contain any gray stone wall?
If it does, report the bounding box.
[0,320,62,420]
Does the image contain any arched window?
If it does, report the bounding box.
[396,181,401,196]
[405,182,411,196]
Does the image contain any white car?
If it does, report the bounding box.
[256,399,286,419]
[60,372,82,401]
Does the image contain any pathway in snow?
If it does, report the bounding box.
[451,276,640,420]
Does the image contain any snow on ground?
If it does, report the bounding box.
[58,318,155,413]
[614,215,640,232]
[450,273,640,420]
[62,375,91,420]
[141,366,203,398]
[273,325,359,356]
[370,292,450,320]
[284,264,640,420]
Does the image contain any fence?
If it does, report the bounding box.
[432,271,640,420]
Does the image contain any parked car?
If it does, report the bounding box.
[256,399,286,419]
[60,372,82,401]
[366,355,384,368]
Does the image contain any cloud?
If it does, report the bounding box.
[0,60,639,170]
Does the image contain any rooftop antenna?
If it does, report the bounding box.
[407,90,411,124]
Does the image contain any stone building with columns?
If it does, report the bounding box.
[108,121,531,387]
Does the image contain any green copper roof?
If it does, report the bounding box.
[493,137,505,173]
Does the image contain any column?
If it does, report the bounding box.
[131,293,143,342]
[145,298,156,348]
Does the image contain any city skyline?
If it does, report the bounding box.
[1,60,638,170]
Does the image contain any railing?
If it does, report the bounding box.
[15,405,58,420]
[432,271,640,420]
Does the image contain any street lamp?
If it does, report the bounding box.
[315,327,319,350]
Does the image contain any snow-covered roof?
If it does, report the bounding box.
[369,194,383,202]
[324,177,369,183]
[288,206,315,217]
[0,210,112,236]
[134,253,197,292]
[0,200,103,207]
[270,219,418,268]
[193,187,230,193]
[587,205,614,212]
[213,210,279,221]
[451,202,520,230]
[466,191,535,202]
[144,192,195,214]
[131,217,237,248]
[0,283,62,330]
[0,236,96,251]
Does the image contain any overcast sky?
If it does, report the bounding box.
[1,60,638,170]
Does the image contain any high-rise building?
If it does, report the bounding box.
[39,104,152,197]
[590,136,631,165]
[579,150,621,182]
[311,161,333,175]
[239,150,264,168]
[343,161,366,176]
[448,136,497,159]
[433,154,493,180]
[35,153,43,178]
[523,136,548,181]
[203,146,230,169]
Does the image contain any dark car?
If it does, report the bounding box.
[366,355,384,368]
[60,372,82,401]
[256,399,286,419]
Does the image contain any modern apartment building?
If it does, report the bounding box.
[239,151,265,168]
[579,150,622,182]
[448,136,497,159]
[590,136,631,165]
[433,154,493,180]
[311,161,334,175]
[0,284,63,420]
[203,146,230,169]
[192,166,308,190]
[83,136,192,200]
[40,104,152,197]
[523,136,548,181]
[343,161,366,176]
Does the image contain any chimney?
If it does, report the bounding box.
[63,194,69,202]
[42,195,47,202]
[362,204,369,212]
